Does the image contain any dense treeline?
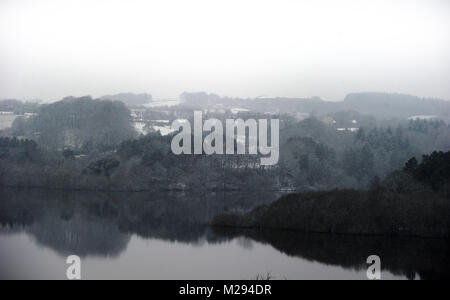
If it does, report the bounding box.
[11,96,136,152]
[212,151,450,238]
[1,96,450,192]
[0,137,39,163]
[279,118,450,190]
[180,92,450,122]
[404,151,450,192]
[212,189,450,238]
[0,99,40,115]
[115,133,275,190]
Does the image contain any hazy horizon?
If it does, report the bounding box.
[2,90,450,104]
[1,0,449,101]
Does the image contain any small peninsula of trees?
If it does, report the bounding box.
[212,151,450,238]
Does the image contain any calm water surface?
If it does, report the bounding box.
[0,188,448,280]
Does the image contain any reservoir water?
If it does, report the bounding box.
[0,188,447,280]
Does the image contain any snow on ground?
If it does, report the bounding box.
[408,115,439,121]
[133,121,177,136]
[133,122,147,135]
[231,108,250,115]
[152,125,177,136]
[0,114,19,130]
[144,100,182,108]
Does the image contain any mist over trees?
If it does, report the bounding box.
[0,99,40,115]
[0,93,449,192]
[11,96,136,152]
[100,93,153,107]
[180,92,450,122]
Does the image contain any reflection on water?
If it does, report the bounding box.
[213,229,450,280]
[0,188,448,280]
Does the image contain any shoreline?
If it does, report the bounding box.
[210,223,450,241]
[0,184,291,194]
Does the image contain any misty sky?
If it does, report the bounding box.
[0,0,449,101]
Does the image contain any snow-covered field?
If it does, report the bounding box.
[0,115,19,130]
[230,108,250,115]
[144,100,182,108]
[132,121,176,136]
[408,115,439,121]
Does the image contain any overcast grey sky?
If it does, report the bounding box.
[0,0,449,101]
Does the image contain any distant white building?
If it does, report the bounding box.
[295,112,309,121]
[231,108,250,115]
[24,113,37,118]
[130,108,146,120]
[337,127,359,133]
[408,115,439,121]
[0,111,14,115]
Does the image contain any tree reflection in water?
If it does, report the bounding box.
[0,188,448,280]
